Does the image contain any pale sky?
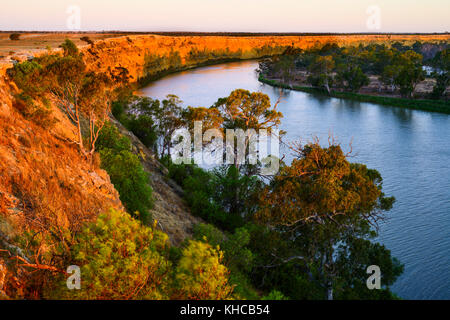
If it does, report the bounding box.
[1,0,449,33]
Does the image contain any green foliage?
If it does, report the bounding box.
[111,100,127,121]
[257,143,394,226]
[11,60,45,97]
[260,41,448,102]
[334,237,404,299]
[336,65,370,92]
[112,94,183,157]
[59,39,79,57]
[251,142,401,299]
[158,95,184,157]
[183,89,284,177]
[259,75,450,114]
[112,96,160,150]
[96,122,153,223]
[48,209,236,300]
[192,223,259,299]
[262,290,289,300]
[213,89,283,132]
[9,59,57,126]
[307,55,335,93]
[429,49,449,100]
[167,163,262,231]
[96,121,131,152]
[52,209,170,299]
[182,165,234,229]
[174,240,235,299]
[430,72,449,99]
[390,51,425,98]
[193,223,226,245]
[193,223,254,274]
[273,55,296,85]
[100,149,153,223]
[210,166,263,223]
[127,114,158,150]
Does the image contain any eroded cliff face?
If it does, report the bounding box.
[0,70,128,297]
[79,34,450,81]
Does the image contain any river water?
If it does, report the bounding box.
[139,60,450,300]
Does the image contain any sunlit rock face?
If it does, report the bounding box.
[79,34,450,81]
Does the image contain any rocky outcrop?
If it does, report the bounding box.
[78,34,450,82]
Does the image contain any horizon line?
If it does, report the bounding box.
[0,30,449,35]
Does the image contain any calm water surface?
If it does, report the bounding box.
[139,60,450,299]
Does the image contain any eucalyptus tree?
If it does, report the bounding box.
[254,141,402,299]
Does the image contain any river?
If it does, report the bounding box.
[138,60,450,300]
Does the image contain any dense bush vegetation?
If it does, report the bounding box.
[159,142,404,299]
[149,89,403,300]
[9,33,20,40]
[259,41,449,104]
[49,209,235,300]
[96,122,153,223]
[165,163,262,231]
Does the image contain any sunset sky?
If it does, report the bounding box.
[1,0,449,33]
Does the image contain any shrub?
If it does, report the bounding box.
[51,209,171,299]
[127,114,158,150]
[169,164,261,231]
[96,121,154,223]
[95,121,131,153]
[9,33,20,41]
[193,223,257,299]
[13,93,54,127]
[262,290,289,300]
[59,39,79,57]
[80,36,93,46]
[193,223,226,245]
[100,149,153,223]
[111,100,128,122]
[48,210,236,300]
[10,59,55,126]
[10,60,46,98]
[173,240,235,299]
[194,223,253,272]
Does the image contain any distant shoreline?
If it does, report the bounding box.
[259,75,450,114]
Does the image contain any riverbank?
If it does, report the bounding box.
[137,57,254,87]
[259,75,450,114]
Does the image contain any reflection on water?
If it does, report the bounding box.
[138,60,450,300]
